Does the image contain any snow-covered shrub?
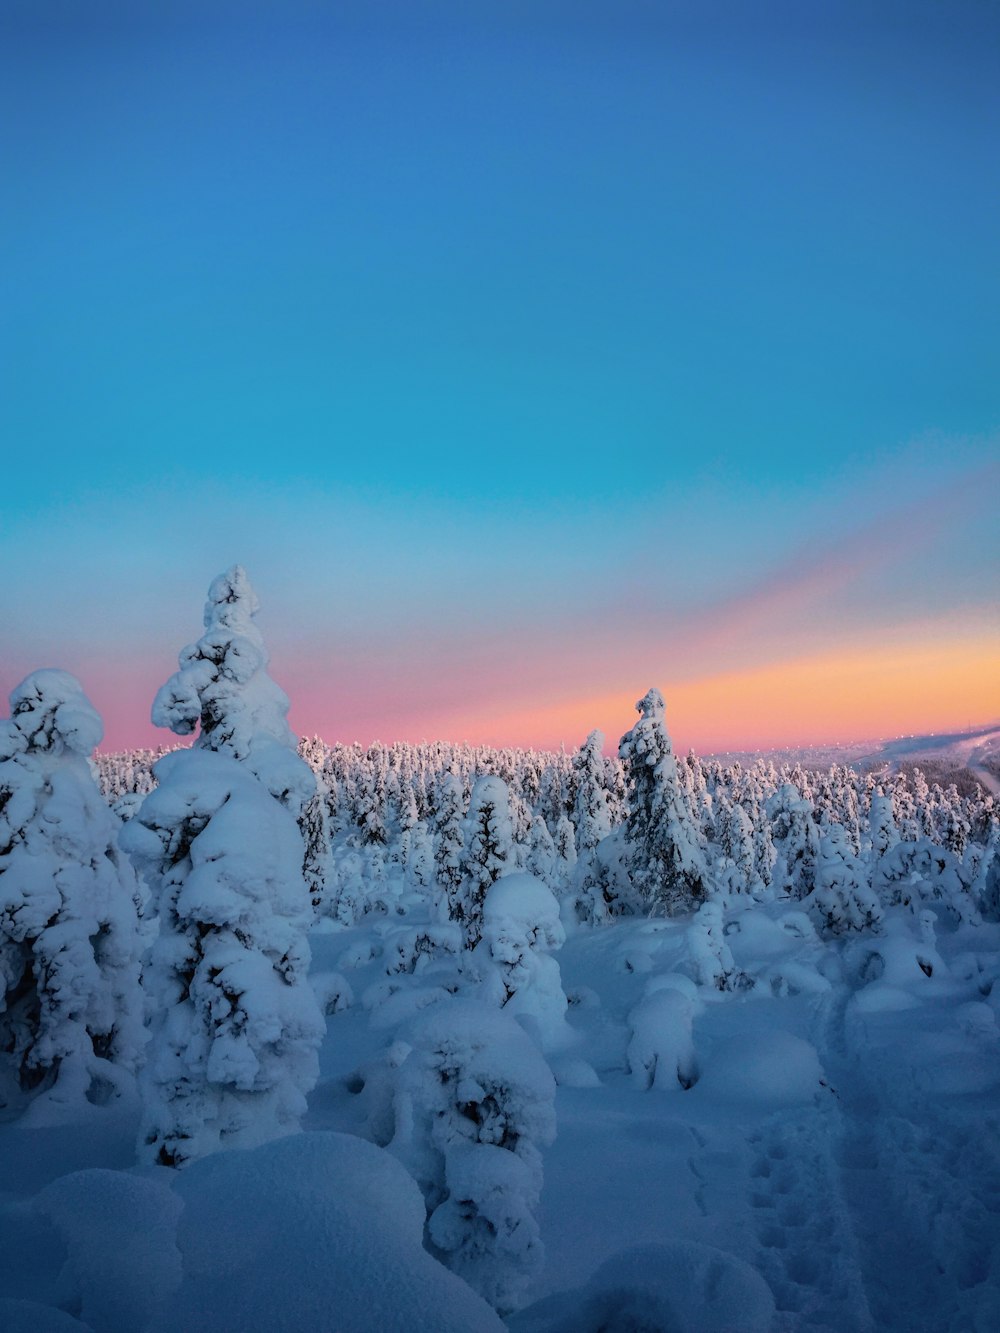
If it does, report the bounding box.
[467,873,571,1052]
[388,999,557,1313]
[686,900,754,991]
[124,568,323,1166]
[627,987,698,1091]
[0,671,143,1115]
[871,837,975,922]
[382,921,463,978]
[618,689,709,914]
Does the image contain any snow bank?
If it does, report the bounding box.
[30,1132,500,1333]
[510,1241,775,1333]
[35,1169,182,1332]
[149,1131,504,1331]
[694,1030,825,1107]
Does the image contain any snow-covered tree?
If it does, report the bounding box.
[0,671,143,1114]
[387,1000,557,1313]
[466,873,570,1052]
[125,567,324,1166]
[769,787,820,900]
[434,774,466,918]
[618,689,709,914]
[454,777,515,947]
[572,731,613,858]
[809,823,882,936]
[300,788,332,916]
[526,815,557,888]
[151,565,315,815]
[867,788,899,862]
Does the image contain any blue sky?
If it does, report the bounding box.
[1,1,997,749]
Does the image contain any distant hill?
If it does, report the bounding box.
[708,724,1000,798]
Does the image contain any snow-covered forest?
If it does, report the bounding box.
[2,568,999,1333]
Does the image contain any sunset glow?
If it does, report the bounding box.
[1,2,998,755]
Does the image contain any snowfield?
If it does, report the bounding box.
[1,896,998,1331]
[2,570,998,1331]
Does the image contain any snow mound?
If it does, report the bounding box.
[152,1131,504,1332]
[0,1302,92,1332]
[36,1169,183,1333]
[509,1240,775,1332]
[694,1031,825,1107]
[627,989,697,1092]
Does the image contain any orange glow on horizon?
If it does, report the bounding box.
[384,632,1000,754]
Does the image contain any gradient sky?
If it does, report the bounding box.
[2,0,998,754]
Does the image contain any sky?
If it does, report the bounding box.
[1,0,998,755]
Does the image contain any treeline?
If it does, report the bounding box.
[94,716,998,930]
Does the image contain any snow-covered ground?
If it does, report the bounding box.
[2,894,998,1332]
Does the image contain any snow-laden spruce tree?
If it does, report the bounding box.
[434,773,466,920]
[151,565,316,815]
[526,815,557,888]
[808,823,883,936]
[572,731,613,858]
[454,777,515,948]
[618,689,709,914]
[867,788,899,862]
[122,567,324,1166]
[0,671,143,1115]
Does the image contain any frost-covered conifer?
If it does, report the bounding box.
[125,568,324,1166]
[151,566,314,815]
[618,689,709,914]
[809,823,882,936]
[434,774,466,918]
[300,789,332,916]
[553,814,577,874]
[455,777,514,947]
[0,671,143,1113]
[572,731,613,857]
[867,789,899,862]
[526,815,557,888]
[769,787,820,899]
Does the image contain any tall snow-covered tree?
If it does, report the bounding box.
[455,777,515,947]
[867,788,899,861]
[434,773,466,919]
[0,671,143,1114]
[124,567,324,1166]
[618,689,709,914]
[572,730,613,858]
[809,823,882,936]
